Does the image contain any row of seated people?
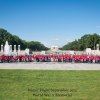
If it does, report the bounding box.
[0,54,100,63]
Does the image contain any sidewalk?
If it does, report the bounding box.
[0,62,100,70]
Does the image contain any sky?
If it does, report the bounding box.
[0,0,100,47]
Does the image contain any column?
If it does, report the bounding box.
[18,45,20,55]
[10,45,12,55]
[1,45,3,53]
[96,44,99,50]
[14,45,16,53]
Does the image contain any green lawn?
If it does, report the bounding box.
[0,70,100,100]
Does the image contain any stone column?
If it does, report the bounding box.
[96,44,99,50]
[10,45,12,55]
[14,45,16,53]
[18,45,20,55]
[10,45,12,52]
[1,45,3,53]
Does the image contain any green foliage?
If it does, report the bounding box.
[0,28,49,51]
[62,33,100,50]
[27,41,49,51]
[1,28,100,51]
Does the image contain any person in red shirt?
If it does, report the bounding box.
[95,55,99,63]
[0,55,4,63]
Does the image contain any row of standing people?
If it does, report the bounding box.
[0,54,100,63]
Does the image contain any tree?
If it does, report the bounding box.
[0,28,49,51]
[62,33,100,50]
[27,41,49,51]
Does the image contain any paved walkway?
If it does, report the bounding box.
[0,62,100,70]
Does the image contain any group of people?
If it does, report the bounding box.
[0,54,100,63]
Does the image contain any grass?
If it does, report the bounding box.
[0,70,100,100]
